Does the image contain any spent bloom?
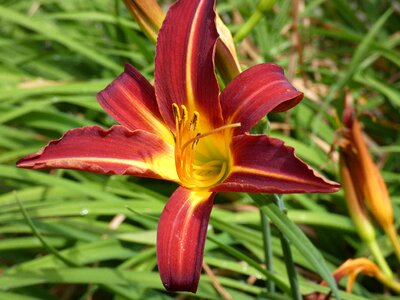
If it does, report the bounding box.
[305,258,396,299]
[17,0,339,292]
[330,258,400,294]
[333,257,385,292]
[332,258,382,293]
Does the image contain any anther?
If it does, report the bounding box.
[181,105,188,125]
[172,103,180,120]
[190,112,199,131]
[192,133,201,149]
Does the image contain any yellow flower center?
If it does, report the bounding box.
[172,103,240,190]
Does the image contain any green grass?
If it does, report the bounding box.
[0,0,399,299]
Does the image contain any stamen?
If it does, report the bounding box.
[172,103,180,120]
[192,133,201,148]
[190,112,199,131]
[171,102,235,190]
[170,129,176,143]
[181,105,188,125]
[181,122,241,152]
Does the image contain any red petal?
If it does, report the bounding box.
[157,187,214,292]
[17,125,178,181]
[220,63,303,135]
[97,64,172,142]
[154,0,223,130]
[213,134,340,193]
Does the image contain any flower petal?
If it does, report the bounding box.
[17,125,178,181]
[154,0,223,130]
[213,134,340,193]
[97,64,173,143]
[157,187,214,292]
[220,63,303,135]
[215,15,241,82]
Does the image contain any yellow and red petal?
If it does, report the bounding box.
[97,64,173,143]
[123,0,164,43]
[213,134,340,193]
[220,63,303,135]
[154,0,223,131]
[215,15,241,82]
[16,125,178,182]
[157,187,214,292]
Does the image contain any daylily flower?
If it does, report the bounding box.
[17,0,339,293]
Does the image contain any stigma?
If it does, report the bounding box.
[172,103,240,190]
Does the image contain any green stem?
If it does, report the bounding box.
[376,273,400,293]
[208,235,291,295]
[275,195,302,300]
[234,0,276,43]
[385,224,400,264]
[367,239,393,279]
[260,209,275,293]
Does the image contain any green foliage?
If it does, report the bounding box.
[0,0,399,299]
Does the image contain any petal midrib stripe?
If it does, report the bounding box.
[30,157,150,168]
[185,0,205,112]
[232,165,327,187]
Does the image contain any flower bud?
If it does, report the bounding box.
[123,0,164,43]
[339,153,375,243]
[349,118,393,231]
[123,0,241,82]
[341,104,394,232]
[339,103,400,262]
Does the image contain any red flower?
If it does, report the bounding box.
[17,0,339,293]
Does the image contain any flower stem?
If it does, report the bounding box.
[234,0,276,43]
[376,272,400,293]
[260,208,275,293]
[385,224,400,263]
[367,239,393,279]
[275,194,302,300]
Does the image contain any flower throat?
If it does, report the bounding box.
[172,103,240,190]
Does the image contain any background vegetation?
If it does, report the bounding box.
[0,0,399,299]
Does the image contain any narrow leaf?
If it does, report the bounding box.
[250,194,341,300]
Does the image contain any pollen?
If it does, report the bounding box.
[171,103,240,190]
